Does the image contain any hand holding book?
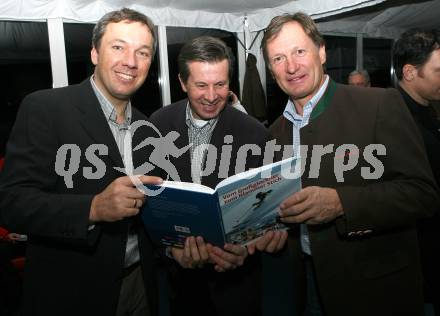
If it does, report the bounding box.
[169,235,248,272]
[246,230,288,255]
[169,229,288,272]
[170,236,210,269]
[209,243,248,272]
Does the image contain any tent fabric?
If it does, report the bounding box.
[0,21,50,62]
[0,1,439,40]
[0,0,386,32]
[317,0,440,39]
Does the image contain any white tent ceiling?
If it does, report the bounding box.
[1,0,438,37]
[0,0,387,32]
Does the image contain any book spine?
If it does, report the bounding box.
[215,192,227,245]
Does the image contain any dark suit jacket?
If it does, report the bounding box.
[270,81,440,316]
[398,85,440,305]
[0,79,158,316]
[149,99,271,316]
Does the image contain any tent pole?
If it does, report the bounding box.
[237,31,246,98]
[47,18,68,88]
[356,33,363,70]
[157,25,171,107]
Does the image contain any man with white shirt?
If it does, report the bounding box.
[0,8,162,316]
[263,12,439,316]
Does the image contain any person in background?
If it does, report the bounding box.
[393,27,440,316]
[148,35,287,316]
[262,12,439,316]
[0,8,163,316]
[347,69,371,87]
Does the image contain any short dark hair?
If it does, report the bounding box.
[178,36,235,83]
[392,28,440,80]
[92,8,157,56]
[261,12,324,67]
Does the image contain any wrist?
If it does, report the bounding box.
[89,195,100,223]
[331,188,344,217]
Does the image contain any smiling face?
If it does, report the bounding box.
[91,20,154,108]
[266,21,326,109]
[179,59,230,120]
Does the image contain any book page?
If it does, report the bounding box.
[214,157,293,191]
[159,181,215,194]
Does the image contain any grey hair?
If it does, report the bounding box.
[348,69,370,84]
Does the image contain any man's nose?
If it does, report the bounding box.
[205,86,217,102]
[122,49,137,68]
[285,56,299,74]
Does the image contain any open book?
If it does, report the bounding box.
[141,157,301,247]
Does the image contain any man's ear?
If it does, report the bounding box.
[319,45,326,65]
[178,74,188,93]
[91,46,98,66]
[402,64,416,81]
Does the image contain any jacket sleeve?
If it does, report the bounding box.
[0,93,99,245]
[335,88,440,235]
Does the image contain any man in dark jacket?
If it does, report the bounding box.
[263,12,440,316]
[149,36,287,316]
[393,27,440,315]
[0,8,162,316]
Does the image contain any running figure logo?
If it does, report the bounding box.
[116,120,191,196]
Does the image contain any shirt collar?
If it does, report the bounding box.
[283,75,329,124]
[185,101,218,130]
[90,76,132,126]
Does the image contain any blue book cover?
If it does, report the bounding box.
[141,157,301,247]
